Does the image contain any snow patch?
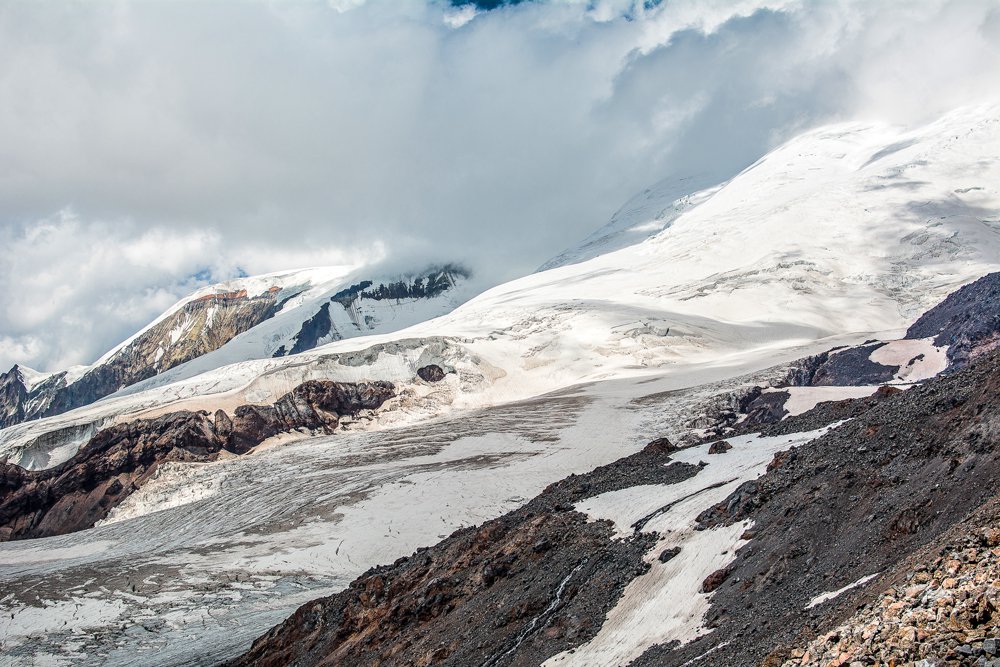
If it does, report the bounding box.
[547,426,836,665]
[869,337,948,382]
[806,573,880,609]
[779,385,880,417]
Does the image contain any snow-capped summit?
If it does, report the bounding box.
[0,264,474,433]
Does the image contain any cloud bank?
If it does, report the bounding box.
[1,0,998,371]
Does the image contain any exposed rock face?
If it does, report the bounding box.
[0,366,28,428]
[226,449,699,667]
[0,288,294,429]
[286,303,336,356]
[906,271,1000,368]
[785,343,898,387]
[632,348,1000,666]
[272,266,469,359]
[0,380,394,541]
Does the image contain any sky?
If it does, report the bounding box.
[1,0,999,372]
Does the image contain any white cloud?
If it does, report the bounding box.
[1,0,998,371]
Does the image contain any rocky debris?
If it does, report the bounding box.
[0,380,394,541]
[0,287,294,429]
[906,271,1000,368]
[742,391,790,427]
[632,347,1000,666]
[708,440,733,454]
[779,500,1000,666]
[755,385,903,439]
[686,385,772,439]
[226,445,695,667]
[417,364,446,383]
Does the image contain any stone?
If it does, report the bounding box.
[708,440,734,454]
[416,364,446,383]
[700,566,733,593]
[658,546,681,563]
[643,437,676,454]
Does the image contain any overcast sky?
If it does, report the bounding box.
[1,0,999,372]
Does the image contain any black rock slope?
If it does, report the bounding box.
[905,271,1000,368]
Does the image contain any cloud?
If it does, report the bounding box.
[0,0,998,370]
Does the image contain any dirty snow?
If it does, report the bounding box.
[806,573,881,609]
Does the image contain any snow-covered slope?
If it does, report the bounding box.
[538,172,724,271]
[3,104,1000,666]
[7,103,998,466]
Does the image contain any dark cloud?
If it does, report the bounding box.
[1,0,998,371]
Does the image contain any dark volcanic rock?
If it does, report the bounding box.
[787,343,898,387]
[226,448,699,667]
[284,303,338,356]
[0,365,28,429]
[0,380,394,541]
[699,565,734,594]
[643,437,676,454]
[742,391,790,426]
[905,271,1000,368]
[708,440,733,454]
[658,546,681,563]
[417,364,446,382]
[634,348,1000,667]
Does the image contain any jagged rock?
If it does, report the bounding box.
[0,380,395,540]
[658,546,681,563]
[708,440,733,454]
[788,344,898,387]
[700,565,734,593]
[417,364,446,383]
[743,391,790,426]
[643,437,676,454]
[0,288,293,429]
[280,302,337,356]
[906,271,1000,368]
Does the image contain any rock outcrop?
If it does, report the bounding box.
[0,380,394,541]
[0,287,294,430]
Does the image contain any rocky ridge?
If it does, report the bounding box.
[0,287,293,429]
[0,379,394,541]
